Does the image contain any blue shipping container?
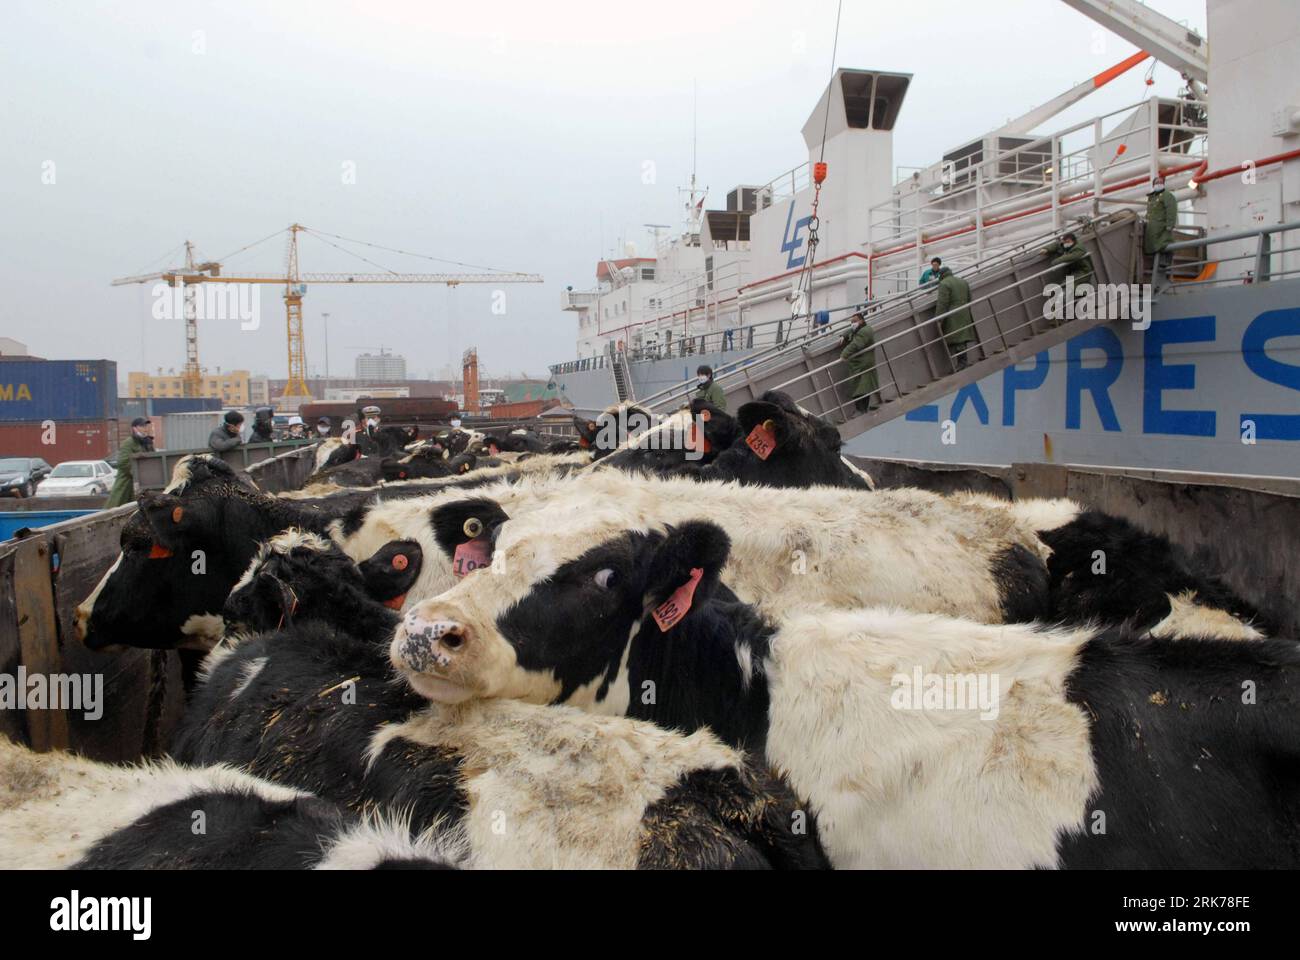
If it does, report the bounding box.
[0,359,117,422]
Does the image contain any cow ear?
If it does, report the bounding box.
[643,521,730,623]
[138,492,194,552]
[736,399,793,449]
[429,497,510,561]
[359,539,424,606]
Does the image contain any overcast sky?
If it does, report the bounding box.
[1,0,1207,384]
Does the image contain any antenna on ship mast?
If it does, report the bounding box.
[683,80,706,244]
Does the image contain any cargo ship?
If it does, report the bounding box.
[548,0,1300,480]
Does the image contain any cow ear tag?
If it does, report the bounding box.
[454,518,490,577]
[171,506,184,523]
[652,567,704,632]
[745,419,777,460]
[700,409,711,422]
[391,553,409,571]
[148,543,173,559]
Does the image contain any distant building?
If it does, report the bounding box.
[355,350,406,381]
[127,369,252,405]
[249,375,271,406]
[0,337,30,357]
[324,386,411,401]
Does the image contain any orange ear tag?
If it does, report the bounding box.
[745,420,777,460]
[652,567,704,632]
[171,506,184,523]
[383,593,407,610]
[453,539,491,578]
[391,553,409,571]
[148,543,173,559]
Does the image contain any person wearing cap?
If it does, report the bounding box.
[105,417,155,508]
[361,405,382,438]
[839,312,879,413]
[1042,231,1095,287]
[209,410,245,453]
[315,416,332,438]
[285,415,307,439]
[1145,175,1179,255]
[251,405,275,443]
[919,256,943,286]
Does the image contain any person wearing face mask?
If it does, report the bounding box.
[209,410,245,453]
[839,312,879,413]
[361,405,382,437]
[250,406,275,443]
[1145,175,1179,256]
[1042,232,1094,287]
[315,416,333,439]
[693,365,727,412]
[104,417,155,508]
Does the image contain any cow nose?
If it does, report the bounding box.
[397,610,472,674]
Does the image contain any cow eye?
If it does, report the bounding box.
[593,568,617,589]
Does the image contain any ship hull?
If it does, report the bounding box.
[550,279,1300,479]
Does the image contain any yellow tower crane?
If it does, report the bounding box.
[114,224,544,402]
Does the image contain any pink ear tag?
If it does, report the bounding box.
[652,567,704,632]
[745,421,777,460]
[453,539,491,577]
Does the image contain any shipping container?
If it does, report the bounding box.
[0,359,117,422]
[0,419,118,464]
[482,399,547,420]
[159,411,223,451]
[119,396,221,418]
[300,396,458,432]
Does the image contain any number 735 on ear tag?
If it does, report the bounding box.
[745,420,777,460]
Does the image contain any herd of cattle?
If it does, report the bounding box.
[2,390,1297,869]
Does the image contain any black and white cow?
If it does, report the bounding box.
[335,470,1052,634]
[0,737,463,869]
[485,428,547,454]
[595,392,871,490]
[954,493,1271,639]
[572,402,657,460]
[357,424,419,458]
[177,530,827,870]
[392,517,1300,869]
[382,451,477,482]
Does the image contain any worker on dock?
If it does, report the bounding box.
[285,415,307,439]
[935,266,977,371]
[694,365,727,412]
[316,416,333,438]
[209,411,245,453]
[919,256,943,286]
[840,312,879,413]
[104,417,155,508]
[250,406,275,443]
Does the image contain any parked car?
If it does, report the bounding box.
[0,457,52,498]
[33,460,115,498]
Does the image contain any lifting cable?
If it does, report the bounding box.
[790,0,843,338]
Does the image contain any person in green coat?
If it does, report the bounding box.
[935,266,976,370]
[694,365,727,412]
[104,417,155,508]
[839,312,879,412]
[1144,176,1179,255]
[1043,232,1094,286]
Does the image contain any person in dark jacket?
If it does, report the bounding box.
[694,365,727,412]
[1043,232,1094,286]
[1144,175,1179,255]
[839,312,879,412]
[250,406,275,443]
[209,411,244,452]
[315,416,333,439]
[935,266,976,370]
[105,417,155,508]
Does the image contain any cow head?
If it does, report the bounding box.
[390,497,731,706]
[224,530,422,634]
[381,449,451,482]
[76,455,323,651]
[717,390,869,489]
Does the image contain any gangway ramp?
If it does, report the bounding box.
[648,212,1141,441]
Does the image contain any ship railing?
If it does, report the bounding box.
[634,218,1086,412]
[867,97,1206,289]
[759,162,811,205]
[1156,220,1300,290]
